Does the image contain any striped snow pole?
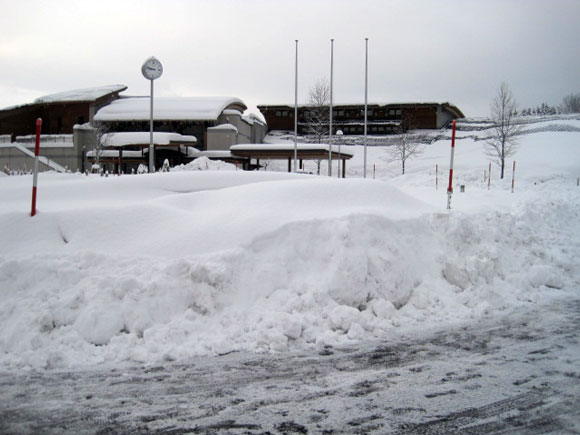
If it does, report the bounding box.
[30,118,42,217]
[488,162,491,190]
[511,161,516,193]
[446,120,456,209]
[436,164,439,190]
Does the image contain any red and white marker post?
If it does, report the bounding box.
[446,120,457,209]
[30,118,42,217]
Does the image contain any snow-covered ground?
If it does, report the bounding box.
[0,115,579,372]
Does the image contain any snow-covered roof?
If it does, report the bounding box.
[94,97,247,122]
[101,132,197,147]
[242,113,266,126]
[222,109,242,116]
[230,143,354,157]
[34,85,127,104]
[259,101,458,108]
[207,123,238,132]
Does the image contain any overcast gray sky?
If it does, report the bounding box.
[1,0,579,117]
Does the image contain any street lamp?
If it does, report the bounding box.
[141,56,163,173]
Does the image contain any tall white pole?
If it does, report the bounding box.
[294,40,298,173]
[364,38,369,179]
[148,79,154,173]
[328,38,334,177]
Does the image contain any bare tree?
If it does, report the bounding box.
[304,79,330,143]
[91,122,109,172]
[560,93,580,114]
[486,83,522,179]
[386,126,424,175]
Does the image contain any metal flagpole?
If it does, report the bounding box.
[364,38,369,178]
[294,40,298,172]
[328,38,334,177]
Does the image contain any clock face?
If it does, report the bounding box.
[141,57,163,80]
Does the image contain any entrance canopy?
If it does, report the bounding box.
[230,143,353,176]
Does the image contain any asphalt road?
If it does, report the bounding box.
[1,297,579,434]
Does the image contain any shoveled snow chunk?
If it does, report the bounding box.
[74,306,125,345]
[527,265,564,289]
[329,305,362,332]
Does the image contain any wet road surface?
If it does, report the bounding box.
[1,298,579,434]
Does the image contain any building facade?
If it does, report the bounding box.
[257,102,464,135]
[0,86,127,172]
[0,85,127,138]
[0,87,267,173]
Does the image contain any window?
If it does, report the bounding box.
[275,111,282,117]
[338,110,344,117]
[395,109,402,115]
[389,109,395,116]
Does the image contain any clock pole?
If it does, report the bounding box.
[141,56,163,173]
[149,78,154,172]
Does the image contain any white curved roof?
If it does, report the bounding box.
[34,85,127,104]
[94,97,247,122]
[101,132,197,147]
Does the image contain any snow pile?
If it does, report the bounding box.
[170,156,236,172]
[0,116,579,370]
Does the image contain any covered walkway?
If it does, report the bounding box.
[230,143,353,176]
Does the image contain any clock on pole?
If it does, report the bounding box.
[142,57,163,172]
[142,57,163,80]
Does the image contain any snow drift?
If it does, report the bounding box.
[0,116,579,370]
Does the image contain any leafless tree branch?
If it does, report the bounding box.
[485,83,521,179]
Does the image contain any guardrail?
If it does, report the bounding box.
[15,134,73,144]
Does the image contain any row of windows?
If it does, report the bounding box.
[274,109,402,118]
[339,125,397,133]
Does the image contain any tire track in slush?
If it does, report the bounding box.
[1,298,579,434]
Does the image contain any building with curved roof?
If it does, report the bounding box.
[0,86,267,173]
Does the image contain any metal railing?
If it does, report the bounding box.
[15,134,73,144]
